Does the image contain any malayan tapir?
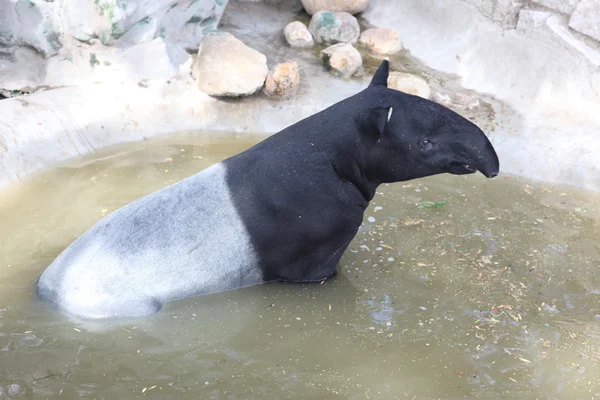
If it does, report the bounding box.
[37,61,500,319]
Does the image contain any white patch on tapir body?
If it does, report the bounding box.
[37,163,261,319]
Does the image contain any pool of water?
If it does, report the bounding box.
[1,133,599,399]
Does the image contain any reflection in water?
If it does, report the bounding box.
[0,132,599,399]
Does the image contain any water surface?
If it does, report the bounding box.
[1,133,599,399]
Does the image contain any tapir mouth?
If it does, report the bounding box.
[448,163,498,178]
[448,163,477,176]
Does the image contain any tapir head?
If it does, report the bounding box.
[360,60,499,183]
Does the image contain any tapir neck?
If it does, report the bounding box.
[251,94,382,206]
[338,154,381,202]
[305,100,382,204]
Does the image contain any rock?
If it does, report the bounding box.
[45,38,186,87]
[387,72,431,99]
[284,21,314,48]
[0,0,229,93]
[264,61,300,97]
[0,0,61,57]
[192,32,268,97]
[358,28,402,55]
[516,10,553,33]
[321,43,362,78]
[463,0,525,28]
[300,0,369,15]
[491,0,526,28]
[569,0,600,42]
[308,11,360,45]
[58,0,228,50]
[7,384,21,397]
[531,0,580,15]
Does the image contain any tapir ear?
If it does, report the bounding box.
[362,106,392,138]
[369,60,389,88]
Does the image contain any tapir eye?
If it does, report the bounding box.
[421,139,433,149]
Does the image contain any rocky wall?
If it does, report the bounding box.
[0,0,228,95]
[462,0,600,43]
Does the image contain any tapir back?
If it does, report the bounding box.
[37,163,262,319]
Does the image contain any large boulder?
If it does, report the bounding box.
[57,0,228,49]
[192,32,269,97]
[264,61,301,97]
[321,43,362,78]
[301,0,370,15]
[0,0,61,57]
[0,0,228,93]
[308,11,360,45]
[284,21,314,48]
[358,28,402,55]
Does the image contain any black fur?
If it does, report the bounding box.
[225,60,499,283]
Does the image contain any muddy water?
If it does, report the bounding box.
[1,133,599,399]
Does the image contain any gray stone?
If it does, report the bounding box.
[301,0,369,15]
[531,0,580,15]
[157,0,229,51]
[309,11,360,45]
[7,384,21,396]
[0,47,46,91]
[569,0,600,42]
[321,42,362,78]
[192,32,269,97]
[284,21,314,47]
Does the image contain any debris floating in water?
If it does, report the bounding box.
[367,216,376,223]
[417,201,448,209]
